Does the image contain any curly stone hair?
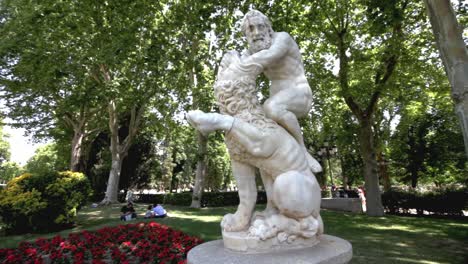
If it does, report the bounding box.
[214,77,276,130]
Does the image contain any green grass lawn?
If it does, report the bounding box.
[1,203,467,263]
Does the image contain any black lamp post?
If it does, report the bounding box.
[317,142,338,187]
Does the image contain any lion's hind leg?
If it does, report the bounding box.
[272,170,321,219]
[255,169,278,219]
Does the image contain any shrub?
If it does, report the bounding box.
[164,192,193,206]
[0,171,92,233]
[321,190,331,198]
[126,191,268,207]
[201,192,240,207]
[382,187,468,216]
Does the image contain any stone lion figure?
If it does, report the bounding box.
[187,51,323,245]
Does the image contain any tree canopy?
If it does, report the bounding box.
[0,0,465,210]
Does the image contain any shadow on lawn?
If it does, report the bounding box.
[323,211,468,264]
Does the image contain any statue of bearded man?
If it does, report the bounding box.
[240,10,322,174]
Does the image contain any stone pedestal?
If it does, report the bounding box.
[222,230,319,253]
[187,234,352,264]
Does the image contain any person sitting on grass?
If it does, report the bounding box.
[120,202,137,221]
[152,203,167,218]
[144,205,155,218]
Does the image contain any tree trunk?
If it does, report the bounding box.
[100,95,143,205]
[191,132,207,208]
[379,161,391,192]
[102,151,124,204]
[424,0,468,157]
[70,130,84,172]
[340,156,349,190]
[64,111,91,172]
[316,158,327,188]
[101,101,122,204]
[338,33,385,216]
[358,118,384,216]
[93,63,144,206]
[408,135,419,189]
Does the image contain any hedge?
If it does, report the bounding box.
[123,188,467,218]
[120,191,268,207]
[382,188,468,216]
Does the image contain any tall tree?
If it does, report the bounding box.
[305,0,418,216]
[89,0,172,204]
[158,1,241,208]
[423,0,468,157]
[0,0,106,172]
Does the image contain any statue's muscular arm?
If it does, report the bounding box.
[242,32,293,67]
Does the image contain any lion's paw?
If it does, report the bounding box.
[221,213,249,232]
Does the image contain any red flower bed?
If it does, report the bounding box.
[0,222,203,264]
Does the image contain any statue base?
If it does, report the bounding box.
[187,234,352,264]
[222,230,319,253]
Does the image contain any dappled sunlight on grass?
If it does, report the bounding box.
[168,212,222,223]
[81,210,104,216]
[445,222,468,227]
[395,242,409,247]
[359,222,441,234]
[387,257,447,264]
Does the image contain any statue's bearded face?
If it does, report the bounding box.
[245,16,272,53]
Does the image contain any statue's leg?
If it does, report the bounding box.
[221,160,257,232]
[263,93,322,173]
[258,169,278,217]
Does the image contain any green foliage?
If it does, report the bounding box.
[0,121,11,165]
[382,187,468,216]
[321,190,332,198]
[0,171,92,233]
[0,161,23,183]
[390,93,467,187]
[25,143,68,176]
[163,192,193,206]
[120,132,163,190]
[0,0,105,141]
[205,133,232,191]
[1,0,466,199]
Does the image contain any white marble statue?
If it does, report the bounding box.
[186,10,324,252]
[187,48,323,250]
[185,11,355,262]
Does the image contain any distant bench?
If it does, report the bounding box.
[321,198,363,213]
